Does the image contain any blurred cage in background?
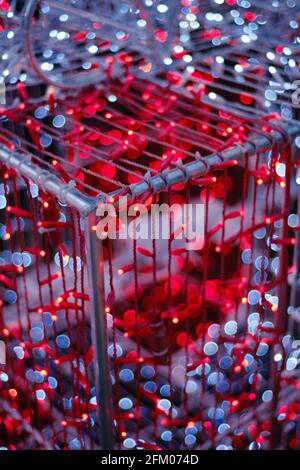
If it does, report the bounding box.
[0,0,182,89]
[0,0,300,452]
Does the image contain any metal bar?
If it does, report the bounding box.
[289,184,300,336]
[117,124,300,200]
[1,123,300,216]
[0,146,98,216]
[85,213,114,450]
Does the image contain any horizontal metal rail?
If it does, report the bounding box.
[0,123,299,216]
[112,123,300,200]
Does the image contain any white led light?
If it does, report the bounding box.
[157,4,168,13]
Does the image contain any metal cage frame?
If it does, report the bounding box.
[1,115,299,449]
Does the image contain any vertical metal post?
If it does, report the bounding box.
[289,187,300,337]
[85,212,114,450]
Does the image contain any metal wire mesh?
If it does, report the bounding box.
[0,167,99,449]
